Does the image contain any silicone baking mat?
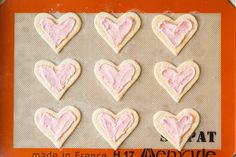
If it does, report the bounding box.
[0,0,235,157]
[14,13,221,149]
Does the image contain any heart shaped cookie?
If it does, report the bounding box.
[153,108,200,151]
[94,12,141,53]
[34,13,81,53]
[34,106,81,148]
[34,58,81,100]
[152,14,198,56]
[154,61,200,102]
[93,108,139,150]
[94,59,141,101]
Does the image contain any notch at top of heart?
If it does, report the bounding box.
[94,12,141,53]
[34,12,82,54]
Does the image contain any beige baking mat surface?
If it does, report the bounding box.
[14,13,221,149]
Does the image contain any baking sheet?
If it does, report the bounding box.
[14,13,221,149]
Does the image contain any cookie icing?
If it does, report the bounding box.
[39,64,76,92]
[94,59,141,101]
[99,112,134,142]
[101,17,133,46]
[162,66,195,94]
[92,108,139,150]
[34,58,81,100]
[40,111,76,140]
[94,12,141,53]
[97,63,135,93]
[34,13,81,53]
[153,108,200,151]
[159,19,192,47]
[34,106,81,148]
[154,61,200,102]
[161,114,193,145]
[40,18,75,47]
[152,14,198,56]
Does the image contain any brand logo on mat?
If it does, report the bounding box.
[140,149,217,157]
[141,149,155,157]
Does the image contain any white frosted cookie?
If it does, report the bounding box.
[92,108,139,150]
[34,58,81,100]
[152,14,198,56]
[153,108,200,151]
[34,106,81,148]
[34,13,81,53]
[154,61,200,102]
[94,59,141,101]
[94,12,141,53]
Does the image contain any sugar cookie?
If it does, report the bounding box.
[34,106,81,148]
[34,58,81,100]
[152,14,198,56]
[34,13,81,53]
[154,61,200,102]
[93,108,139,150]
[94,12,141,53]
[153,108,200,151]
[94,59,141,101]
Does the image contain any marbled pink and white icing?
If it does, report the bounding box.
[40,111,76,140]
[39,64,76,92]
[97,63,135,93]
[101,17,134,46]
[162,66,195,94]
[40,18,75,46]
[99,112,134,142]
[159,19,192,47]
[161,114,193,145]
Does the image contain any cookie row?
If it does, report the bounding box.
[35,58,200,102]
[35,106,200,151]
[35,12,198,55]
